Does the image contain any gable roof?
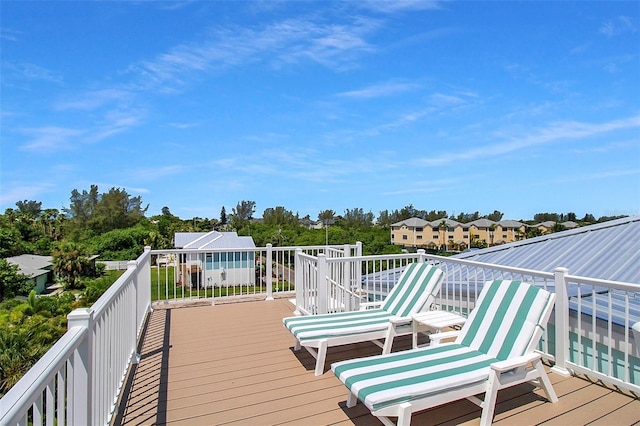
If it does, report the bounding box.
[454,216,640,284]
[174,231,255,250]
[391,217,429,228]
[6,254,53,278]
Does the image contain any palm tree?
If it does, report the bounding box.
[52,241,90,290]
[318,210,336,246]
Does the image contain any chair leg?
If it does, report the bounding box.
[293,338,301,351]
[534,359,558,403]
[480,370,500,426]
[315,340,328,376]
[396,402,413,426]
[382,325,397,354]
[347,391,358,408]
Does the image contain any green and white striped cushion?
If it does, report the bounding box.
[332,280,553,410]
[380,263,444,317]
[332,343,494,410]
[456,280,552,360]
[283,263,443,342]
[283,308,394,342]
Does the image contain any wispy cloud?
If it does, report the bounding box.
[20,126,86,151]
[129,165,186,181]
[335,81,419,99]
[55,89,133,111]
[415,115,640,167]
[168,121,201,129]
[0,28,22,42]
[599,16,637,37]
[127,16,380,91]
[0,183,56,206]
[4,61,63,84]
[89,110,145,142]
[357,0,446,14]
[19,109,145,151]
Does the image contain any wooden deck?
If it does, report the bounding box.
[113,297,640,426]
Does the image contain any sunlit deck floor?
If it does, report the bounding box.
[113,297,640,426]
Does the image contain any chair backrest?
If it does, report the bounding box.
[456,280,555,361]
[380,263,444,317]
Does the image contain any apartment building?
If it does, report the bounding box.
[390,217,527,250]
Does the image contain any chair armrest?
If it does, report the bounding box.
[428,330,460,344]
[490,352,541,372]
[389,316,412,325]
[359,301,383,310]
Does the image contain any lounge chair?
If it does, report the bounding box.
[332,279,558,426]
[283,262,445,376]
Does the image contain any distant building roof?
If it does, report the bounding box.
[391,218,429,227]
[174,231,255,250]
[466,218,495,228]
[430,218,462,228]
[497,220,525,228]
[454,216,640,284]
[6,254,53,278]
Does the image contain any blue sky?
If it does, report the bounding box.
[1,1,639,221]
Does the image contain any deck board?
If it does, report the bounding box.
[114,298,640,426]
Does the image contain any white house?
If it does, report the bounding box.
[174,231,257,288]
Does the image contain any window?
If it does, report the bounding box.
[416,227,423,232]
[433,234,439,239]
[402,235,408,240]
[417,235,423,239]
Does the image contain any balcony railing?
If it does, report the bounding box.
[1,243,639,425]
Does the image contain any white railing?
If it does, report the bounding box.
[149,243,361,306]
[292,250,640,394]
[554,270,640,392]
[0,248,152,426]
[2,243,638,426]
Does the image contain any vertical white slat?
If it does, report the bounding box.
[46,378,54,426]
[57,367,66,426]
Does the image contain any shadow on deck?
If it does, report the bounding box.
[114,298,640,425]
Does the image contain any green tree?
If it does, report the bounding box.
[263,206,297,226]
[318,209,336,245]
[88,187,148,234]
[231,200,256,231]
[0,259,31,301]
[220,206,227,225]
[15,200,42,217]
[342,208,374,228]
[486,210,504,222]
[52,241,91,290]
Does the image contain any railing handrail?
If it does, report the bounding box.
[149,243,359,255]
[0,247,153,426]
[0,326,87,425]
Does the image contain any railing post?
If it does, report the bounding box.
[67,308,94,426]
[417,248,426,263]
[355,242,363,309]
[317,253,328,314]
[344,244,352,311]
[140,246,153,317]
[294,249,303,315]
[551,267,572,377]
[266,244,274,301]
[127,260,141,365]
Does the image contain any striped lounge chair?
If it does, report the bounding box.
[283,263,444,376]
[332,280,558,426]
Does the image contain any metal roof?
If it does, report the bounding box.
[453,216,640,284]
[174,231,256,250]
[6,254,53,278]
